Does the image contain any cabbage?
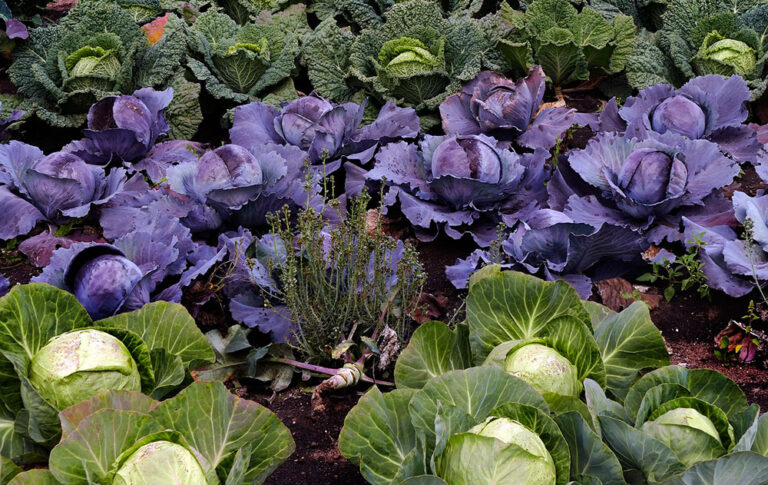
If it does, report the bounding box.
[29,329,141,410]
[113,441,207,485]
[641,407,725,467]
[504,343,582,397]
[438,417,558,485]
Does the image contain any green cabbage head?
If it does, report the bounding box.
[438,417,557,484]
[504,343,582,397]
[29,329,141,410]
[640,407,725,467]
[694,31,757,77]
[113,440,207,485]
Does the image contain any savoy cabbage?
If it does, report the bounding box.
[491,0,636,87]
[625,0,768,99]
[187,4,307,104]
[303,0,495,126]
[6,1,186,128]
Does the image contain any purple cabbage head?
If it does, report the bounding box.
[550,132,739,243]
[230,94,420,172]
[64,88,173,167]
[34,244,149,319]
[0,141,126,240]
[446,209,648,298]
[367,134,549,246]
[440,67,575,151]
[34,208,222,319]
[683,191,768,297]
[165,143,315,232]
[580,75,763,164]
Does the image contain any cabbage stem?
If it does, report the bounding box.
[264,357,394,386]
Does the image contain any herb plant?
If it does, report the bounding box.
[266,189,425,364]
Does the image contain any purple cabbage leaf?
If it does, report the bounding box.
[577,75,764,165]
[0,101,22,142]
[164,143,318,233]
[440,67,575,151]
[683,191,768,297]
[63,88,173,168]
[217,228,294,342]
[32,222,221,320]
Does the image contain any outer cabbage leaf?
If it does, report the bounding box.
[47,382,293,484]
[338,387,425,485]
[393,321,472,389]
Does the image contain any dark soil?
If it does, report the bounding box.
[243,387,367,485]
[651,292,768,410]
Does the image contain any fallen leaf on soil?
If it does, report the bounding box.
[308,448,343,463]
[596,278,663,311]
[642,245,661,261]
[715,321,766,364]
[376,325,399,371]
[412,293,451,323]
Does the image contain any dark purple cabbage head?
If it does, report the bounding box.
[34,244,147,319]
[64,88,173,167]
[551,132,739,243]
[581,75,763,164]
[165,142,315,232]
[33,212,221,319]
[367,134,549,246]
[230,93,419,172]
[683,191,768,297]
[446,209,648,297]
[0,141,126,240]
[439,67,574,151]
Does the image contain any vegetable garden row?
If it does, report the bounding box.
[2,0,768,483]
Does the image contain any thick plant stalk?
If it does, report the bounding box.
[311,363,363,414]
